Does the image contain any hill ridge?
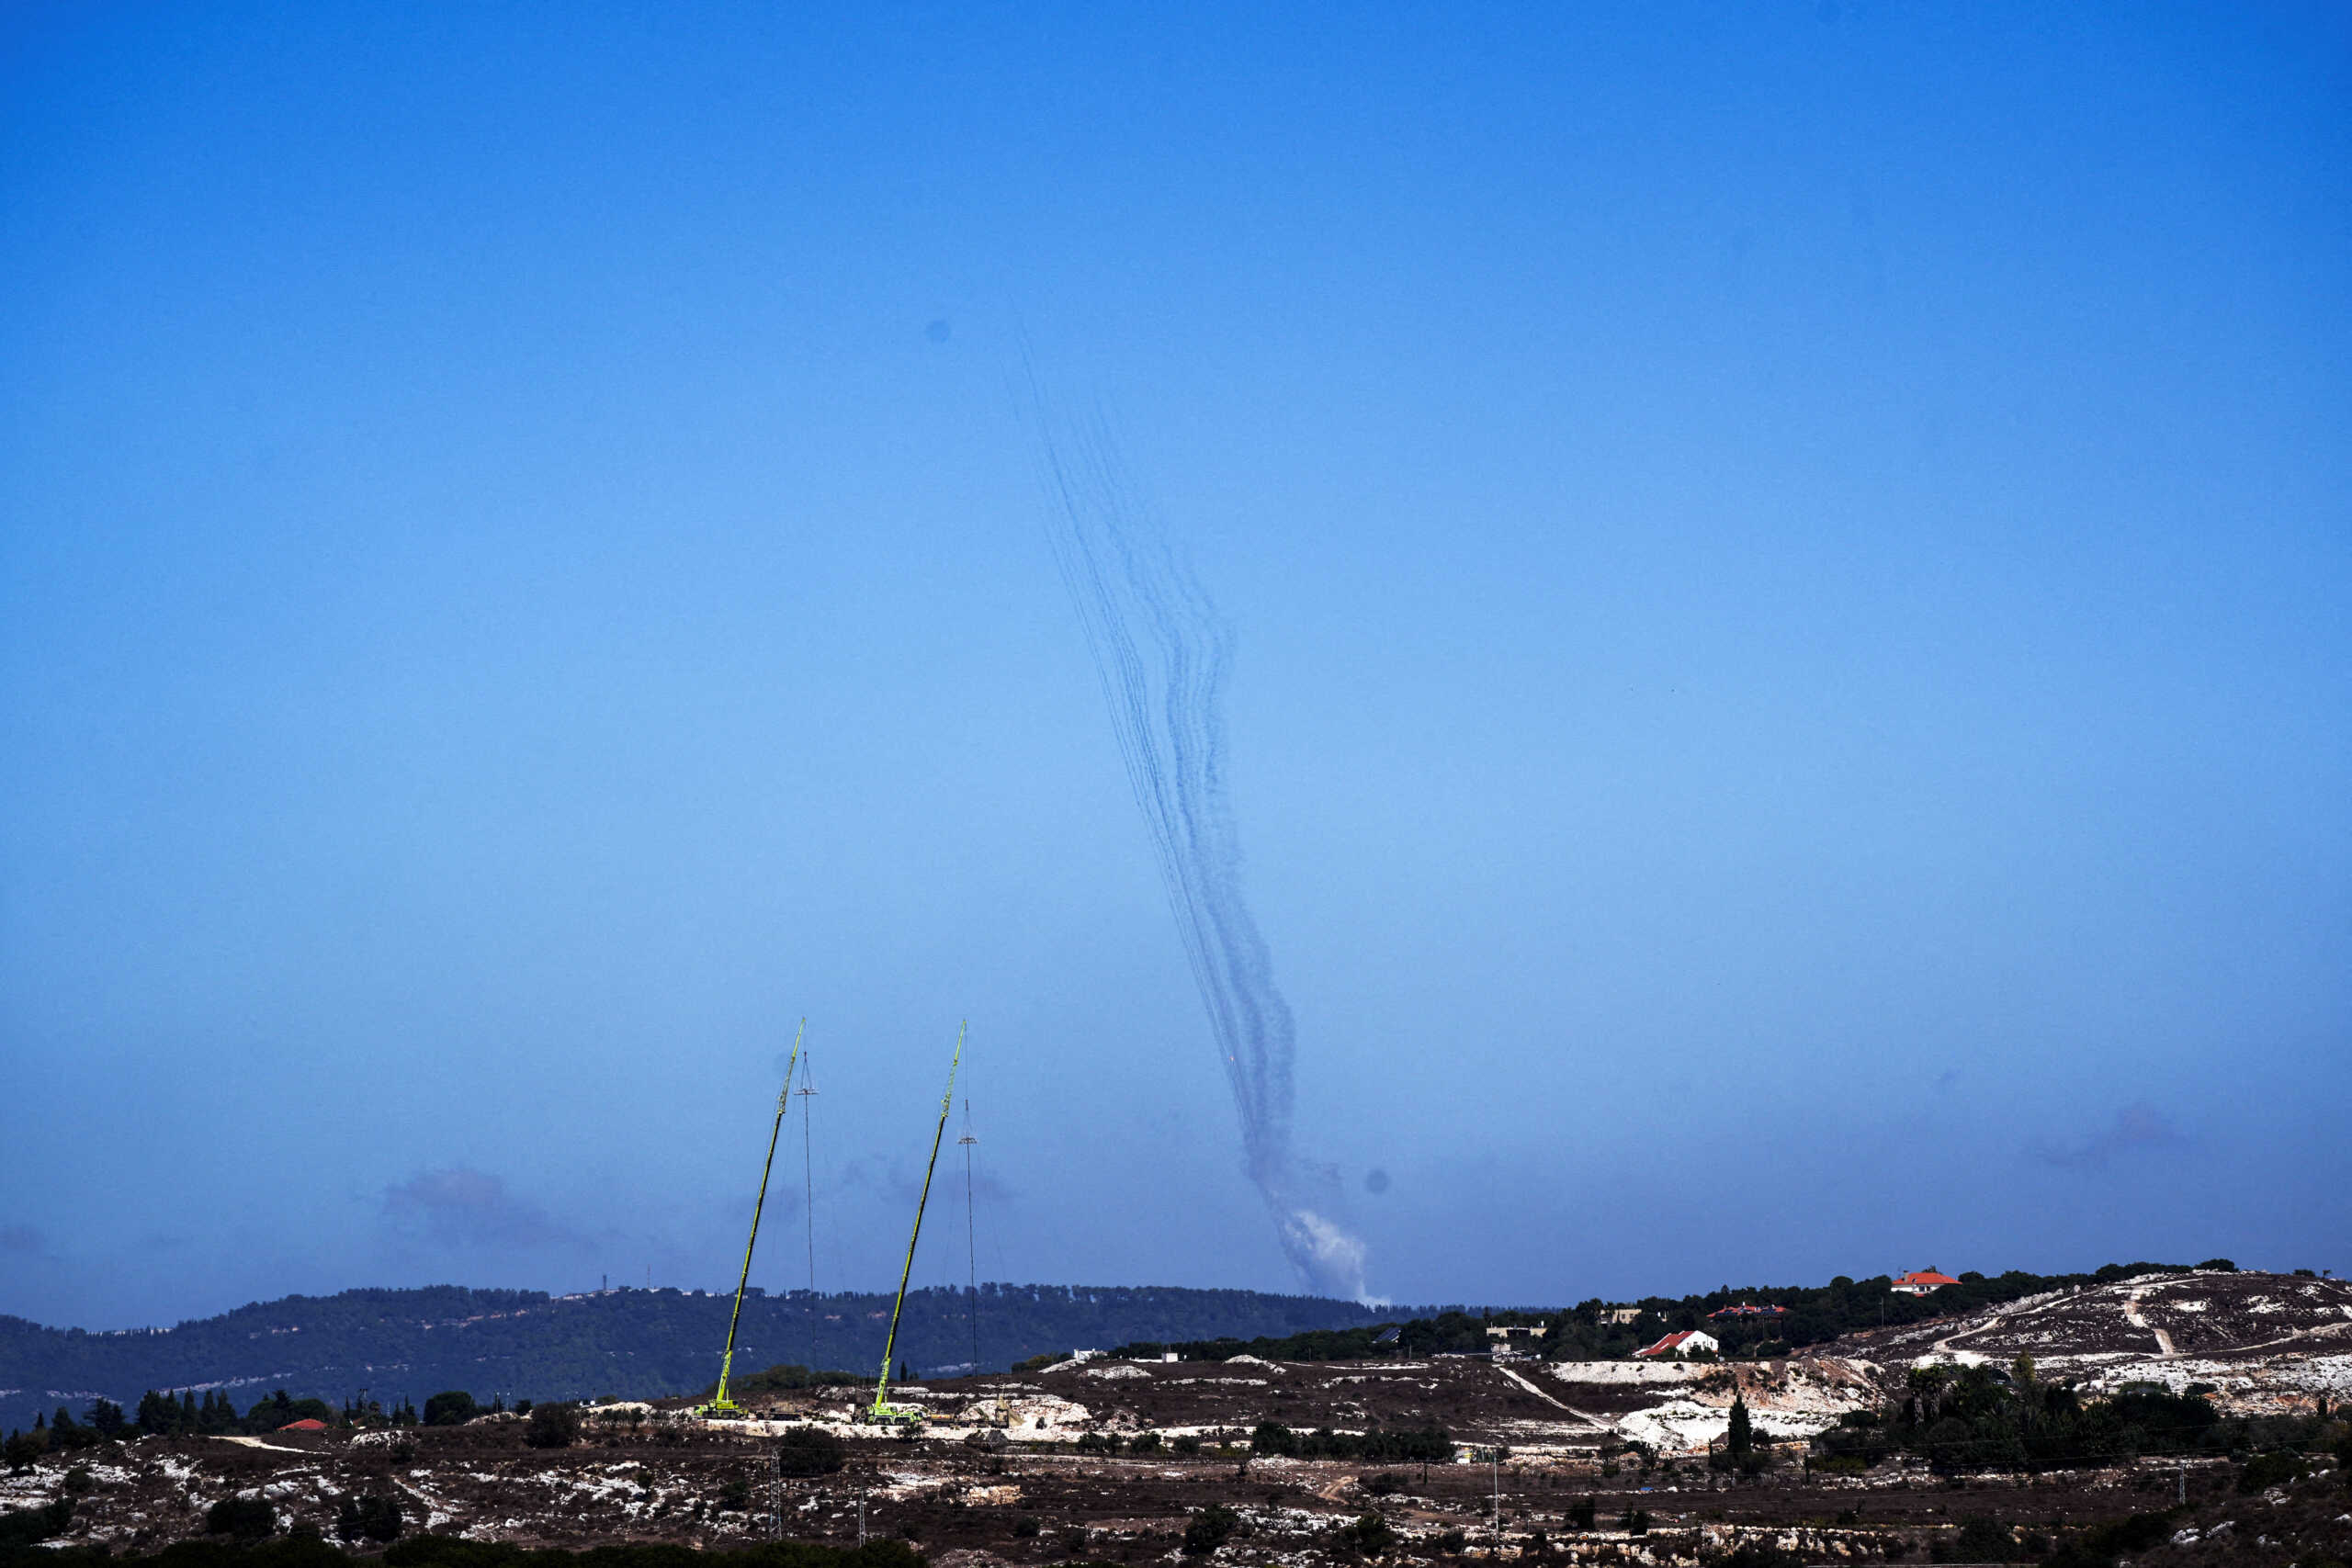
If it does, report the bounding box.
[0,1281,1397,1431]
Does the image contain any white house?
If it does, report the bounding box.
[1633,1329,1719,1359]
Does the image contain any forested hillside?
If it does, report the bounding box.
[0,1283,1393,1434]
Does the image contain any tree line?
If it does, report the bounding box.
[1812,1354,2351,1475]
[1110,1259,2253,1367]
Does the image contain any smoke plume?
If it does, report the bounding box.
[1035,399,1369,1301]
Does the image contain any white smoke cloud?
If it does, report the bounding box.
[1035,390,1371,1299]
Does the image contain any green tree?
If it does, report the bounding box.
[2238,1450,2306,1493]
[1338,1513,1396,1557]
[424,1390,479,1427]
[1182,1504,1239,1555]
[243,1391,297,1433]
[358,1493,403,1541]
[205,1496,277,1539]
[135,1391,183,1435]
[1727,1394,1754,1459]
[0,1497,73,1547]
[5,1428,52,1472]
[525,1402,580,1450]
[1942,1517,2015,1561]
[775,1425,845,1476]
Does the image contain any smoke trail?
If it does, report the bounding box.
[1032,396,1369,1302]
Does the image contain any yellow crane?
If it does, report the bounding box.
[868,1021,965,1425]
[701,1018,804,1417]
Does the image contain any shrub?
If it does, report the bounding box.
[1128,1430,1162,1453]
[206,1496,277,1539]
[718,1478,753,1513]
[1337,1513,1396,1557]
[1720,1543,1805,1568]
[1247,1422,1453,1462]
[2238,1450,2308,1493]
[336,1493,403,1542]
[5,1428,50,1470]
[2045,1510,2172,1565]
[0,1498,74,1549]
[1012,1515,1041,1538]
[1435,1528,1467,1553]
[1934,1517,2015,1562]
[776,1425,847,1476]
[1565,1497,1596,1530]
[62,1467,94,1495]
[1363,1472,1407,1496]
[525,1403,580,1450]
[1182,1503,1239,1555]
[1171,1435,1202,1455]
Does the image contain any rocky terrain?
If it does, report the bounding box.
[5,1269,2346,1565]
[1818,1267,2352,1414]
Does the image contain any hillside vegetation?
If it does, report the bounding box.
[0,1283,1391,1436]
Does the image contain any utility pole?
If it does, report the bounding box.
[959,1097,979,1375]
[1491,1447,1502,1548]
[772,1444,783,1540]
[799,1056,819,1294]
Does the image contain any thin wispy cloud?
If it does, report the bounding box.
[380,1168,593,1254]
[2030,1102,2189,1170]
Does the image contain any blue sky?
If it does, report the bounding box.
[3,1,2346,1330]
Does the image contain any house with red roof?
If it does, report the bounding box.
[277,1417,328,1431]
[1890,1269,1962,1296]
[1633,1328,1719,1359]
[1707,1302,1789,1320]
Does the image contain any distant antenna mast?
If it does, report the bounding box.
[797,1054,819,1293]
[703,1018,804,1417]
[959,1095,979,1373]
[870,1021,965,1425]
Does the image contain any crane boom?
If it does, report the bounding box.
[870,1021,965,1423]
[703,1018,804,1416]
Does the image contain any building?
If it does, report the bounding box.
[1633,1329,1719,1359]
[1600,1306,1643,1325]
[1890,1269,1962,1296]
[1706,1302,1789,1321]
[1486,1324,1544,1358]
